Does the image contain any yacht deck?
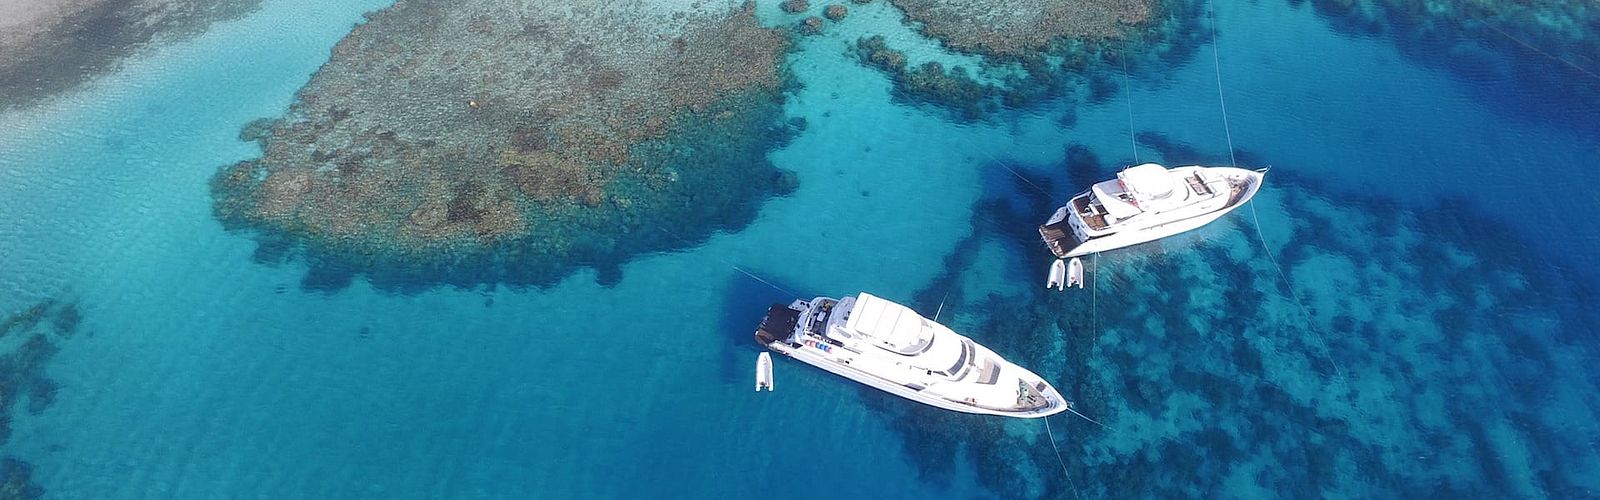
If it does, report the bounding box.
[1038,219,1082,258]
[1072,195,1109,230]
[1186,173,1214,195]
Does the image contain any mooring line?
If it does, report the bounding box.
[1042,416,1084,500]
[1091,252,1099,346]
[1206,0,1238,167]
[1120,37,1140,163]
[732,265,801,299]
[983,149,1052,198]
[1480,21,1600,82]
[1248,199,1345,381]
[655,225,801,299]
[1208,1,1345,383]
[1066,404,1111,431]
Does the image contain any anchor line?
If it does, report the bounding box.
[1200,1,1347,382]
[654,226,801,300]
[1042,417,1084,500]
[1249,199,1346,381]
[1091,252,1099,346]
[1066,403,1111,431]
[987,151,1052,198]
[1479,20,1600,82]
[732,265,801,301]
[1206,0,1238,167]
[1121,37,1140,163]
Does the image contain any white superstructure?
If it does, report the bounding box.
[1039,163,1267,258]
[754,292,1067,418]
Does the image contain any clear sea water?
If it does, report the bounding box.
[2,0,1598,498]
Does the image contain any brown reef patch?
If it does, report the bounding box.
[887,0,1151,56]
[855,0,1207,122]
[212,1,797,290]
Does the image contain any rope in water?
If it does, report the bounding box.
[1042,416,1084,500]
[1091,252,1099,346]
[1066,404,1111,430]
[989,152,1052,197]
[1206,0,1238,168]
[1479,21,1600,82]
[1248,199,1346,380]
[655,225,801,300]
[1203,1,1346,381]
[1121,38,1140,163]
[732,265,801,300]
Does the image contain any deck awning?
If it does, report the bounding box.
[846,293,941,355]
[1119,163,1177,201]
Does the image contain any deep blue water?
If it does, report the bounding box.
[2,0,1598,498]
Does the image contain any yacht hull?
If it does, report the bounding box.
[767,341,1063,418]
[755,297,1067,419]
[1044,166,1266,258]
[1062,200,1240,257]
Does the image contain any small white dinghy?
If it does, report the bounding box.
[756,352,774,391]
[1047,259,1067,290]
[1067,257,1084,289]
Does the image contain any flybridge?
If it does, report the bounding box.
[843,293,936,355]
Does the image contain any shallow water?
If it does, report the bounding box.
[2,0,1598,498]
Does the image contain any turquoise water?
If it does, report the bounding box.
[3,0,1599,498]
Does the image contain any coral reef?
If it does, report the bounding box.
[0,0,262,111]
[0,459,43,500]
[0,301,52,338]
[799,16,825,36]
[877,143,1600,497]
[0,299,76,428]
[781,0,810,14]
[824,4,848,21]
[1292,0,1600,122]
[856,36,997,120]
[0,298,82,500]
[856,36,907,71]
[212,1,798,291]
[887,0,1151,56]
[855,0,1210,121]
[867,0,1598,126]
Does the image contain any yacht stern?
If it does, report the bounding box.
[753,301,803,346]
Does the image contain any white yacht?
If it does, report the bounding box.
[754,292,1068,418]
[1039,163,1267,258]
